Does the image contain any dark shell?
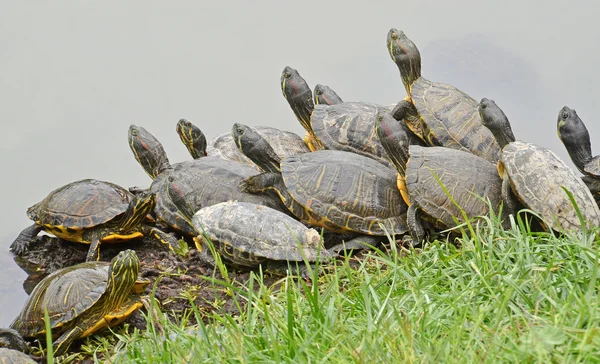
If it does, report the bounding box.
[192,201,331,262]
[411,77,501,163]
[152,157,288,235]
[28,179,132,228]
[502,141,600,231]
[311,103,395,168]
[406,146,503,227]
[282,150,407,235]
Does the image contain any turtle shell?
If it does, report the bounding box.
[152,157,288,236]
[311,103,395,168]
[501,141,600,231]
[28,179,132,230]
[411,77,501,163]
[406,146,503,228]
[10,261,110,338]
[192,201,334,267]
[209,126,309,168]
[584,156,600,177]
[281,150,407,235]
[0,348,36,364]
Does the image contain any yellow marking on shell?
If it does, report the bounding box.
[497,161,505,178]
[63,281,75,306]
[101,232,143,242]
[42,224,85,242]
[314,165,327,191]
[397,174,411,206]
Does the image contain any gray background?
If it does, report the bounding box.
[1,1,598,325]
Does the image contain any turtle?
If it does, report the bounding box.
[387,28,501,163]
[171,198,337,275]
[176,118,208,159]
[128,124,288,236]
[556,106,600,177]
[232,123,408,242]
[10,179,179,261]
[314,84,343,105]
[0,328,36,364]
[375,105,506,242]
[10,250,149,356]
[281,66,395,168]
[479,98,600,232]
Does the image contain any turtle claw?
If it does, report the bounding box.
[238,177,254,193]
[10,224,41,256]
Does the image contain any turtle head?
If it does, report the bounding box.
[375,108,410,178]
[314,84,343,106]
[176,118,208,159]
[128,124,171,180]
[478,98,516,149]
[557,106,592,172]
[106,249,140,302]
[281,66,315,134]
[387,29,422,96]
[120,191,157,232]
[0,328,28,352]
[232,123,281,173]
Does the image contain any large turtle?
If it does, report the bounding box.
[232,123,408,242]
[479,98,600,232]
[281,66,395,168]
[0,328,36,364]
[376,105,506,242]
[128,124,288,236]
[10,179,178,261]
[10,250,148,356]
[387,29,501,163]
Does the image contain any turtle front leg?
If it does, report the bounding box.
[146,226,181,253]
[407,204,425,243]
[10,224,43,256]
[52,326,84,356]
[86,236,101,262]
[329,235,383,254]
[500,171,519,217]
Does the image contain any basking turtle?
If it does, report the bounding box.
[129,124,288,236]
[0,328,35,364]
[10,250,148,356]
[479,98,600,231]
[10,179,178,261]
[376,107,505,242]
[387,29,501,162]
[281,66,395,168]
[176,118,208,159]
[556,106,600,177]
[176,200,336,274]
[232,123,408,240]
[314,84,343,105]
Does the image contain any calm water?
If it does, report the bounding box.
[1,1,599,327]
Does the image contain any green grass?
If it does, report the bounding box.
[84,213,600,363]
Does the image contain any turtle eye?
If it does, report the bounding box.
[480,103,487,110]
[131,129,138,136]
[391,33,398,40]
[284,72,291,79]
[315,89,322,95]
[562,111,569,120]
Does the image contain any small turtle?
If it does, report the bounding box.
[281,66,395,168]
[10,250,149,356]
[10,179,178,261]
[556,106,600,177]
[479,98,600,232]
[387,29,501,162]
[232,123,408,242]
[0,328,36,364]
[129,124,288,236]
[376,108,505,242]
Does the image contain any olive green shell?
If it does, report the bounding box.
[10,261,111,337]
[281,150,407,235]
[209,126,310,167]
[0,348,36,364]
[151,157,288,236]
[501,141,600,231]
[28,179,131,229]
[406,146,503,227]
[311,103,395,168]
[411,78,501,163]
[192,201,335,268]
[584,157,600,177]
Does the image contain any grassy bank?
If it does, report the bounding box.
[76,213,600,363]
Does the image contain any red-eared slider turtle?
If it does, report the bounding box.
[557,106,600,177]
[176,118,208,159]
[10,250,148,356]
[232,123,408,240]
[314,84,343,105]
[10,179,179,261]
[479,98,600,231]
[128,124,288,236]
[281,66,395,168]
[387,29,501,162]
[0,328,35,364]
[182,200,336,274]
[376,107,505,242]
